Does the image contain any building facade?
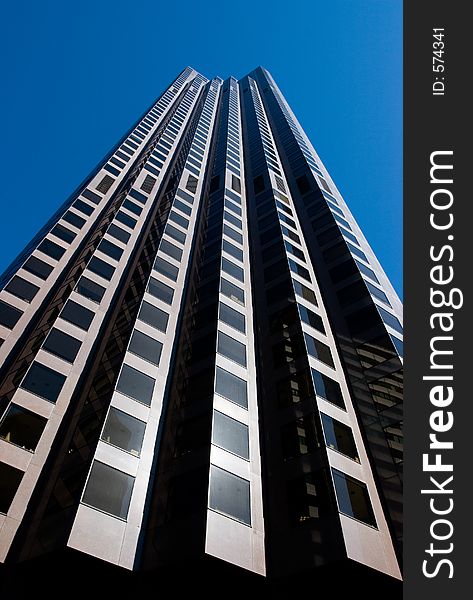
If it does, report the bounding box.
[0,67,403,589]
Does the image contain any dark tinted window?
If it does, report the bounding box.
[332,469,377,527]
[5,276,39,302]
[209,466,250,525]
[122,199,142,216]
[51,224,76,244]
[219,302,245,333]
[223,224,243,244]
[23,256,53,280]
[60,300,95,330]
[43,328,82,363]
[0,404,47,452]
[212,411,249,459]
[0,462,23,513]
[87,256,115,281]
[0,300,22,329]
[222,257,244,282]
[115,211,137,229]
[298,304,325,334]
[215,367,247,408]
[98,239,123,261]
[378,307,403,334]
[147,278,174,304]
[305,334,334,368]
[20,362,66,403]
[220,278,244,305]
[160,239,182,262]
[82,461,134,519]
[82,189,101,204]
[223,240,243,262]
[165,223,186,244]
[76,277,106,303]
[312,369,345,409]
[107,223,131,244]
[38,239,66,260]
[116,364,155,406]
[101,407,146,456]
[128,329,163,365]
[154,256,178,281]
[321,414,359,461]
[217,331,246,367]
[72,199,94,216]
[62,210,86,229]
[138,301,168,332]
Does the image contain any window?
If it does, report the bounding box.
[115,211,137,229]
[116,364,155,406]
[20,362,66,403]
[101,407,146,456]
[391,335,403,356]
[87,256,114,281]
[165,223,186,244]
[220,278,244,305]
[231,175,241,193]
[219,302,245,333]
[215,367,247,408]
[288,259,311,282]
[366,281,391,305]
[223,224,243,245]
[129,188,148,204]
[0,300,22,329]
[72,199,94,216]
[305,334,334,368]
[186,174,198,193]
[221,257,244,282]
[82,189,101,204]
[75,277,106,303]
[38,239,66,261]
[96,174,115,194]
[5,276,39,302]
[224,211,242,230]
[298,304,325,334]
[0,404,47,452]
[138,301,168,332]
[43,328,81,363]
[154,256,178,282]
[62,211,86,229]
[311,369,345,409]
[217,331,246,367]
[285,241,305,262]
[209,465,250,525]
[212,411,249,459]
[51,224,76,244]
[60,300,94,330]
[23,256,53,280]
[321,414,359,461]
[222,240,243,262]
[174,198,192,216]
[147,278,174,305]
[378,307,403,334]
[122,199,142,216]
[160,239,182,262]
[332,469,377,527]
[0,462,23,513]
[128,329,163,365]
[98,239,123,261]
[82,461,134,520]
[141,175,156,194]
[108,223,131,244]
[169,210,189,230]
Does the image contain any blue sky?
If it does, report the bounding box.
[0,0,402,296]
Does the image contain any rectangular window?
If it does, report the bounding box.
[169,210,189,230]
[62,211,86,229]
[128,329,162,366]
[107,223,131,244]
[0,404,47,452]
[20,362,66,403]
[82,461,134,520]
[221,257,244,282]
[122,199,142,216]
[101,407,146,456]
[174,198,192,216]
[98,239,123,261]
[215,366,247,408]
[378,307,403,334]
[87,256,115,281]
[43,328,81,363]
[129,189,147,204]
[298,304,325,334]
[140,175,156,194]
[95,174,115,194]
[212,411,249,459]
[219,302,245,333]
[5,276,39,302]
[222,240,243,262]
[220,278,244,305]
[72,199,94,216]
[321,414,359,461]
[147,278,174,305]
[366,281,391,305]
[0,462,24,513]
[209,465,250,525]
[60,300,95,331]
[116,364,155,406]
[0,300,23,329]
[288,259,311,282]
[311,369,345,409]
[293,280,317,305]
[165,223,186,244]
[332,469,377,527]
[82,189,102,204]
[305,333,334,368]
[160,239,182,262]
[231,175,241,193]
[217,331,246,367]
[75,277,106,303]
[115,211,137,229]
[138,301,169,332]
[23,256,53,280]
[154,256,178,281]
[355,259,379,283]
[51,224,76,244]
[186,174,198,193]
[223,224,243,245]
[224,211,242,230]
[38,239,66,261]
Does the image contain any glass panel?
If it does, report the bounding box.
[75,277,106,303]
[209,465,250,525]
[0,300,23,329]
[43,328,82,363]
[221,257,244,282]
[51,224,76,244]
[87,256,115,281]
[82,461,134,519]
[305,334,334,368]
[20,362,66,403]
[138,301,168,332]
[128,329,162,365]
[62,210,86,229]
[154,256,178,281]
[5,276,39,302]
[98,239,123,261]
[219,302,245,333]
[298,304,325,334]
[101,407,146,456]
[0,462,24,513]
[217,331,246,367]
[160,239,182,261]
[223,224,243,244]
[0,404,47,451]
[321,414,359,461]
[222,240,243,262]
[293,280,317,305]
[212,410,249,459]
[38,239,66,260]
[220,278,244,305]
[332,469,377,527]
[60,300,94,330]
[215,367,247,408]
[23,256,53,280]
[107,223,131,244]
[311,369,345,409]
[116,364,155,406]
[147,278,174,304]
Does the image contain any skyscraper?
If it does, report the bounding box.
[0,67,403,591]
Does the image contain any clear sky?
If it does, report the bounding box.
[0,0,402,297]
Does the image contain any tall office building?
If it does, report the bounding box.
[0,67,403,591]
